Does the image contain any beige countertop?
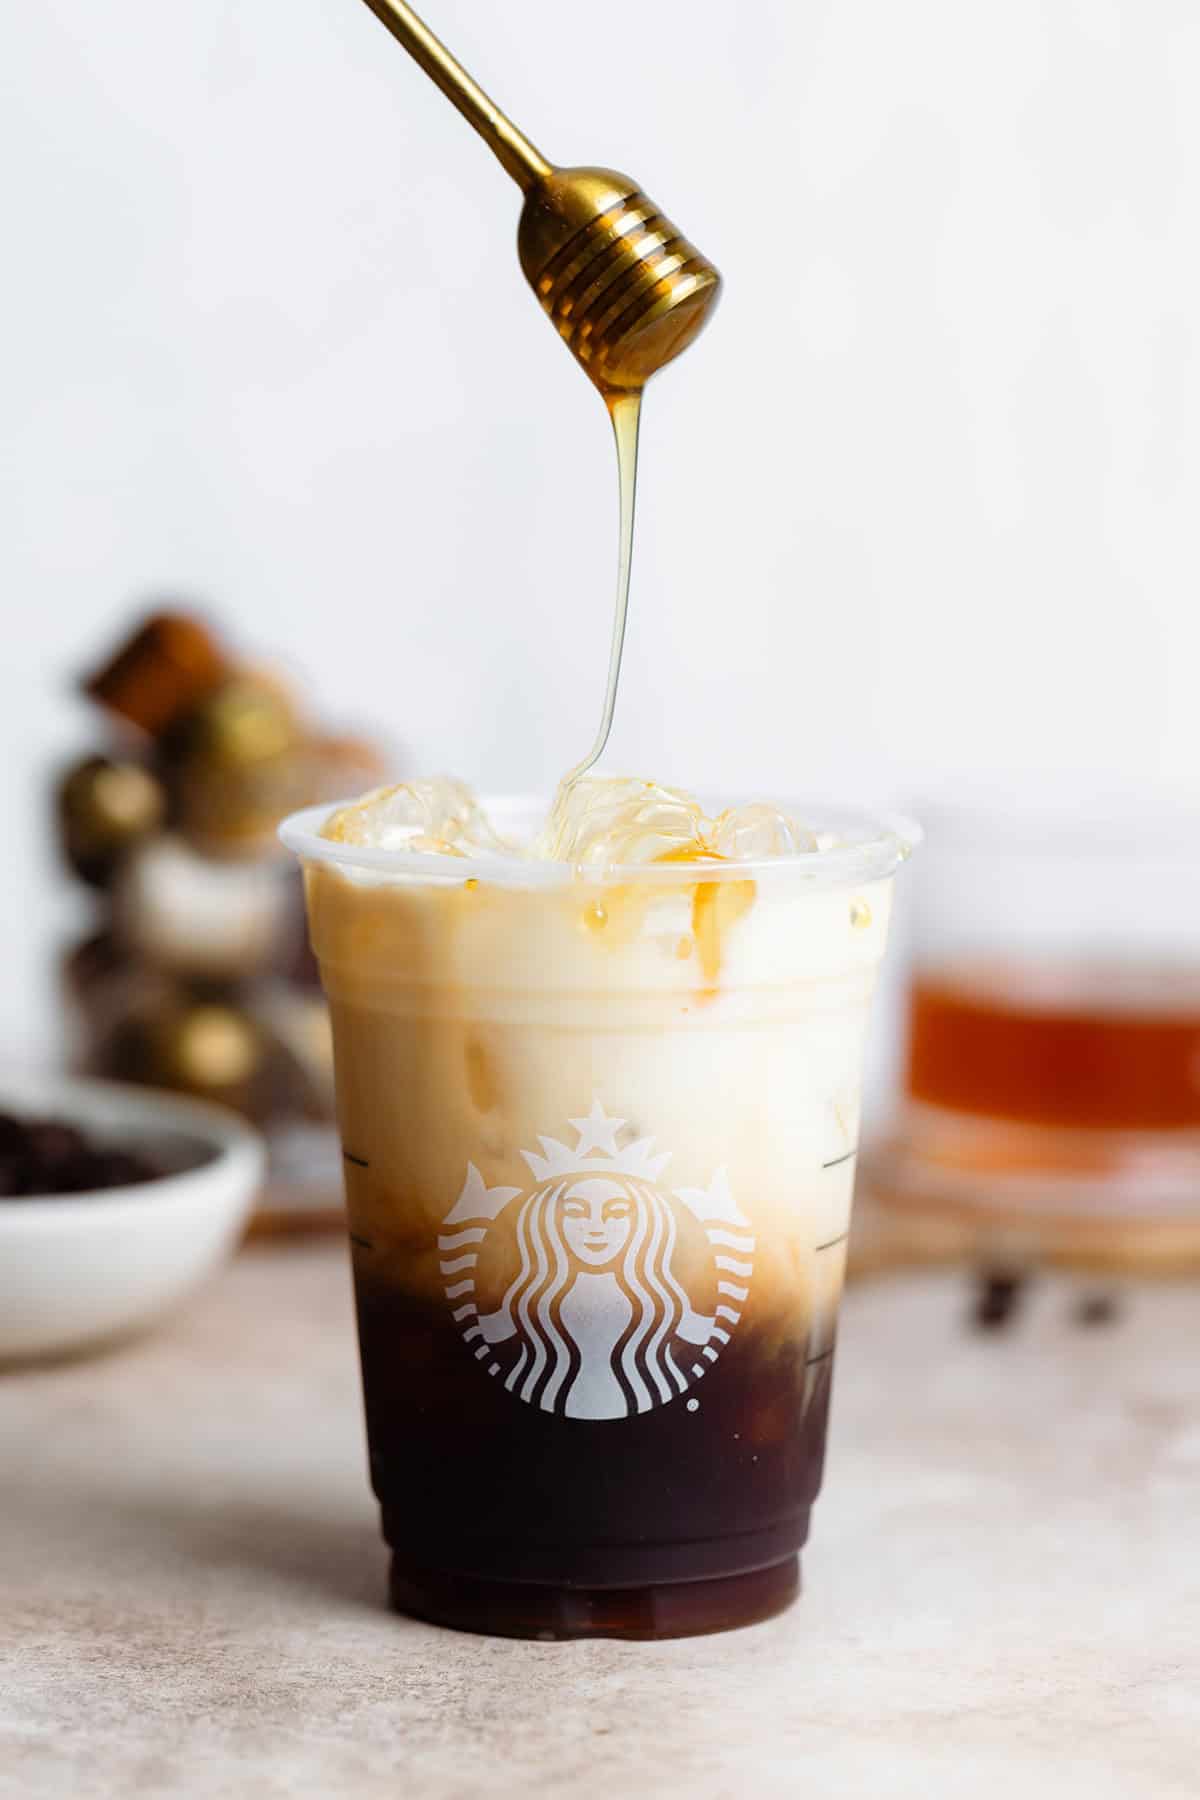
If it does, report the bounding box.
[2,1242,1195,1799]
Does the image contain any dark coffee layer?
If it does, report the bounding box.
[388,1555,801,1640]
[355,1275,834,1598]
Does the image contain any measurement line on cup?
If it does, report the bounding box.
[815,1230,849,1253]
[349,1233,374,1251]
[343,1150,370,1169]
[805,1346,835,1368]
[821,1149,857,1171]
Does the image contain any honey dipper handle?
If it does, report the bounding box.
[357,0,552,191]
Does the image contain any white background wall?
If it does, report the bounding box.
[3,0,1199,1062]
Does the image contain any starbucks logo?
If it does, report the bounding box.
[438,1099,755,1420]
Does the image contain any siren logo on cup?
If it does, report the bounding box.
[437,1100,755,1420]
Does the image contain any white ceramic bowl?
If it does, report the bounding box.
[0,1072,264,1362]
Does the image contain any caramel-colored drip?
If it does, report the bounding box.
[654,845,728,866]
[464,1036,500,1113]
[692,879,757,993]
[587,844,758,993]
[567,851,756,996]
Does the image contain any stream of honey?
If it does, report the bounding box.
[556,388,642,793]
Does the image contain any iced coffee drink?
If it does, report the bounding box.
[282,776,915,1638]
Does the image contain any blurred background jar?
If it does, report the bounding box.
[862,795,1200,1274]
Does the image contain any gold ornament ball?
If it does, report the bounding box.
[57,756,165,886]
[169,675,300,770]
[151,1003,263,1097]
[164,674,304,854]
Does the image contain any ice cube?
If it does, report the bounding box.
[322,775,822,869]
[322,778,504,855]
[539,777,711,867]
[709,802,818,860]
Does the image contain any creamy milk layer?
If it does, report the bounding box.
[305,777,897,1354]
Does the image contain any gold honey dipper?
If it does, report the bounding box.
[358,0,722,392]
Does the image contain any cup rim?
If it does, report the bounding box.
[279,795,922,890]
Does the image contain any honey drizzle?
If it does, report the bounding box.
[556,388,642,796]
[691,879,757,994]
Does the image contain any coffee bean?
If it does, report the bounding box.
[1074,1290,1120,1328]
[0,1112,165,1199]
[972,1268,1026,1331]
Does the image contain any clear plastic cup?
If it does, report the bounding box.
[281,796,917,1639]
